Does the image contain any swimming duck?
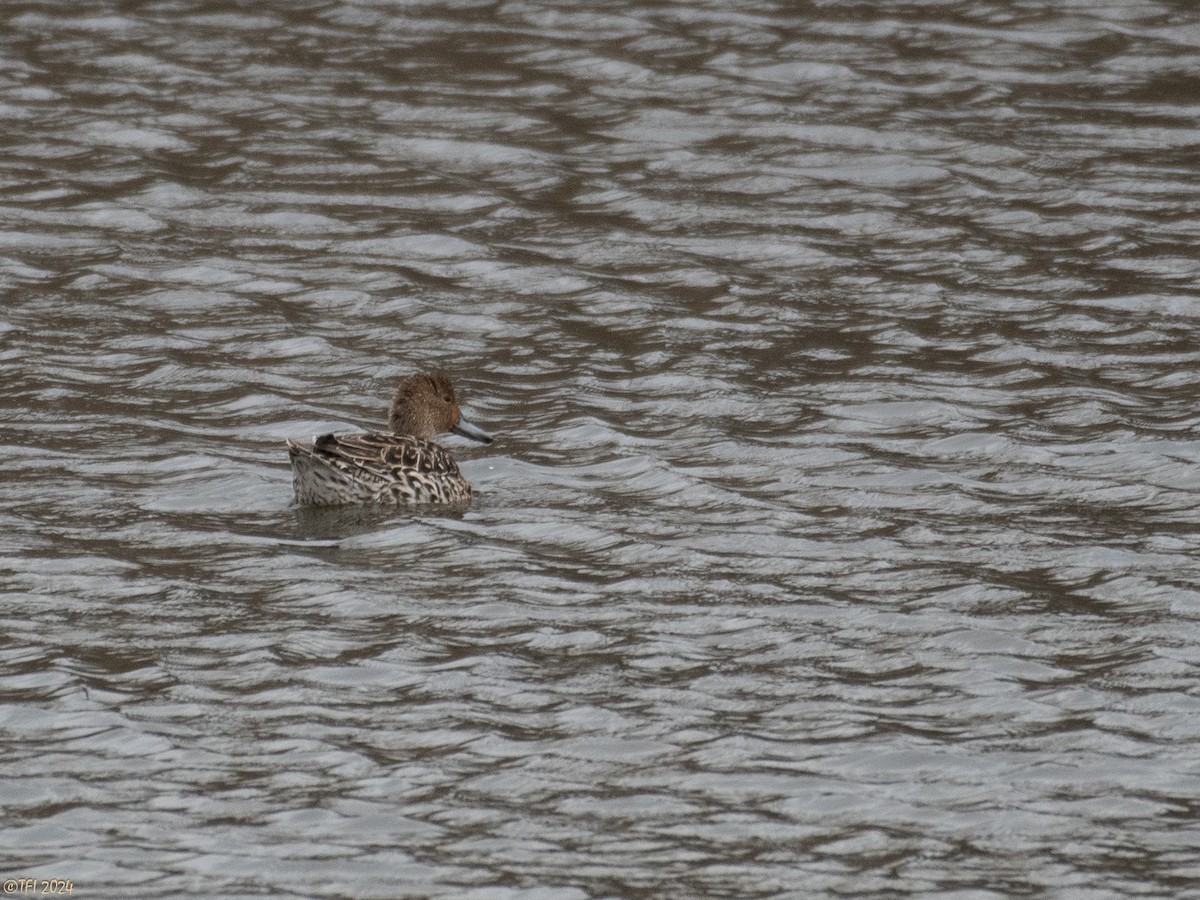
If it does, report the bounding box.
[287,372,493,505]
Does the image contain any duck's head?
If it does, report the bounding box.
[388,372,493,444]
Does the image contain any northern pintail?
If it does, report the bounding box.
[287,372,493,505]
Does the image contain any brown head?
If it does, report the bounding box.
[388,372,493,444]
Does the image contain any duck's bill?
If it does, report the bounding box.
[452,417,494,444]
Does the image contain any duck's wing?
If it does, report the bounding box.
[311,432,464,480]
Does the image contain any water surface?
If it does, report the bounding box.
[4,1,1200,896]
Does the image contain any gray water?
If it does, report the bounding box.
[4,1,1200,897]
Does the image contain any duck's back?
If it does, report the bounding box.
[288,432,472,505]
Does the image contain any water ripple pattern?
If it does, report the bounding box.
[3,0,1200,896]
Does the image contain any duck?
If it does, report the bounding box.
[287,371,493,505]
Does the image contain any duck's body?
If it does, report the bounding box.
[288,372,492,506]
[287,432,473,505]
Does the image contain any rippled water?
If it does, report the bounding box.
[4,0,1200,896]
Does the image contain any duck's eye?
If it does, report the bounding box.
[442,395,453,403]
